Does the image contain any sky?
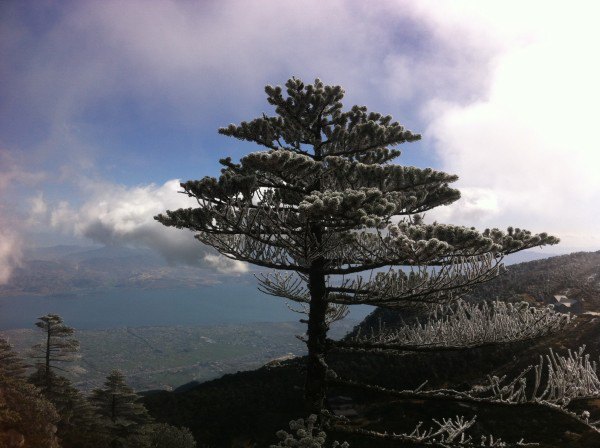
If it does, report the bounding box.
[1,0,600,284]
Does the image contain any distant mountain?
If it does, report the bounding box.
[352,251,600,335]
[469,250,600,304]
[0,245,225,297]
[502,249,560,265]
[1,247,560,299]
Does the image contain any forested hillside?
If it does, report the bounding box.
[354,251,600,335]
[470,251,600,304]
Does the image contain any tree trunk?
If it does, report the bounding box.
[305,145,329,415]
[305,260,329,415]
[45,326,51,394]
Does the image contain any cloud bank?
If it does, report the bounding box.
[48,179,247,274]
[0,149,47,284]
[1,0,491,140]
[420,1,600,249]
[0,228,21,285]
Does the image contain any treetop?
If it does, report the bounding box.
[219,77,420,162]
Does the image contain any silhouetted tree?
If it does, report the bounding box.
[0,337,27,379]
[0,337,60,448]
[90,370,152,448]
[29,313,79,395]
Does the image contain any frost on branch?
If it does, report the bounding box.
[336,300,572,352]
[471,346,600,409]
[331,414,536,447]
[331,345,600,443]
[327,255,504,306]
[272,414,536,448]
[271,414,348,448]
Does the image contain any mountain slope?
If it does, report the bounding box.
[353,251,600,336]
[0,245,223,297]
[141,251,600,447]
[142,314,600,447]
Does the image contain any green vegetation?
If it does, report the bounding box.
[0,339,60,447]
[1,315,198,448]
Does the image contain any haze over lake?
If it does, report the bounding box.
[0,245,555,331]
[0,284,372,330]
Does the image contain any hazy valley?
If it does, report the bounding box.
[1,321,357,392]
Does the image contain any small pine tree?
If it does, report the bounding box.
[29,313,79,395]
[26,314,108,447]
[90,370,152,448]
[0,337,27,379]
[271,415,348,448]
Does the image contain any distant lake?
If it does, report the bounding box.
[0,285,373,330]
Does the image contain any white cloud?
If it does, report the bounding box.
[420,1,600,249]
[427,187,499,224]
[49,179,248,275]
[27,192,48,226]
[0,149,47,284]
[203,254,247,275]
[0,228,22,285]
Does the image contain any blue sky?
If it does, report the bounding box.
[1,0,600,283]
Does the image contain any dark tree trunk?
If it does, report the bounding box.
[305,143,329,415]
[45,326,51,393]
[305,259,329,415]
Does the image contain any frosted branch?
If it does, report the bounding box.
[473,346,600,408]
[327,254,503,306]
[336,300,572,352]
[333,345,600,435]
[332,415,536,447]
[257,272,311,303]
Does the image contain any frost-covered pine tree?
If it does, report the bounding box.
[155,78,559,417]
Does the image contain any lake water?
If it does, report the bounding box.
[0,284,373,330]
